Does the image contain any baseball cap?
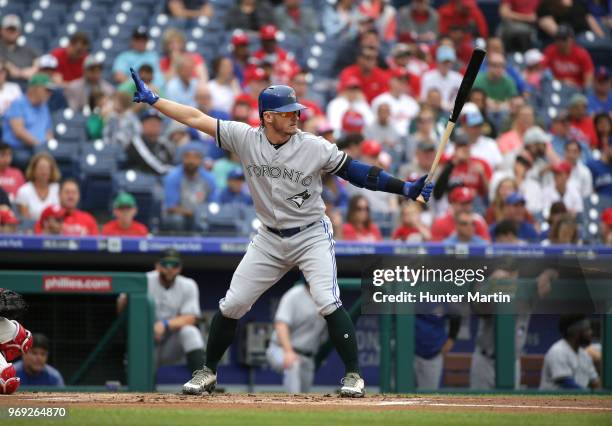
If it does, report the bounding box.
[462,110,484,127]
[391,43,412,58]
[316,121,334,136]
[338,75,361,92]
[341,110,365,134]
[505,192,525,205]
[231,31,249,46]
[361,139,382,157]
[436,45,456,63]
[39,54,58,70]
[139,108,163,122]
[0,209,19,225]
[244,67,268,84]
[1,14,21,30]
[523,126,551,146]
[260,25,277,41]
[159,248,182,268]
[524,49,543,67]
[132,26,148,39]
[84,55,104,69]
[602,208,612,226]
[453,131,470,146]
[556,24,575,40]
[28,73,55,89]
[177,142,205,158]
[228,169,245,180]
[595,66,610,81]
[417,140,436,151]
[40,205,66,222]
[113,192,137,209]
[449,187,475,203]
[569,93,588,107]
[551,161,572,174]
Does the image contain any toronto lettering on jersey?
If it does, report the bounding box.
[246,164,313,187]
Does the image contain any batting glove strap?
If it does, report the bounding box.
[130,67,159,105]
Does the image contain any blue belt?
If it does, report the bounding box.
[266,221,317,238]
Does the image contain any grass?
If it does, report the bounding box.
[5,407,612,426]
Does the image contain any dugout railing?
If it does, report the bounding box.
[2,270,155,392]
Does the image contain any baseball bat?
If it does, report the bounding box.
[416,47,487,203]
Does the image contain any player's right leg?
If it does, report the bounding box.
[183,236,291,395]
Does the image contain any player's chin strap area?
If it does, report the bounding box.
[334,156,406,195]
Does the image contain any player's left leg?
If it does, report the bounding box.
[290,218,365,397]
[300,356,315,393]
[0,318,33,362]
[177,325,205,373]
[0,352,19,395]
[415,353,443,390]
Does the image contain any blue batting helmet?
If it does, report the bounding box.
[258,85,307,120]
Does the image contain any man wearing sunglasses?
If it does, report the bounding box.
[117,249,205,375]
[130,70,434,397]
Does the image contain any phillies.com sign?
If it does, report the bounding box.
[43,275,113,292]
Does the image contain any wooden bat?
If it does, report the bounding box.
[416,47,487,203]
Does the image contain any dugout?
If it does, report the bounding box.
[1,235,611,393]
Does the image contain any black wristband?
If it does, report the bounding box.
[385,177,405,195]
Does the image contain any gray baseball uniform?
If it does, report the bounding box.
[540,339,599,390]
[147,271,204,367]
[266,284,328,393]
[215,120,348,318]
[469,314,528,389]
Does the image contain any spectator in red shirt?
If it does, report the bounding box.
[431,186,491,241]
[542,25,594,89]
[58,178,98,236]
[342,194,383,242]
[34,205,65,235]
[498,0,539,52]
[438,0,489,39]
[339,47,389,103]
[0,142,25,201]
[51,32,90,83]
[102,192,149,237]
[392,201,431,242]
[0,208,19,234]
[252,25,300,85]
[568,93,598,148]
[434,132,492,201]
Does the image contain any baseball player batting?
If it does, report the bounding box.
[131,69,433,397]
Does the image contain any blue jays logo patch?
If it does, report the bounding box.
[287,190,311,208]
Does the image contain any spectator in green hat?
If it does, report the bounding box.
[101,192,149,237]
[1,73,53,169]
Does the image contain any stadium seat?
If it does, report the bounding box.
[79,150,118,213]
[195,203,248,236]
[38,139,80,179]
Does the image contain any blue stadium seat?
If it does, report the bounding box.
[79,150,118,213]
[38,139,80,179]
[53,121,86,144]
[195,203,251,236]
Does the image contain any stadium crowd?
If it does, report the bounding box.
[0,0,610,245]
